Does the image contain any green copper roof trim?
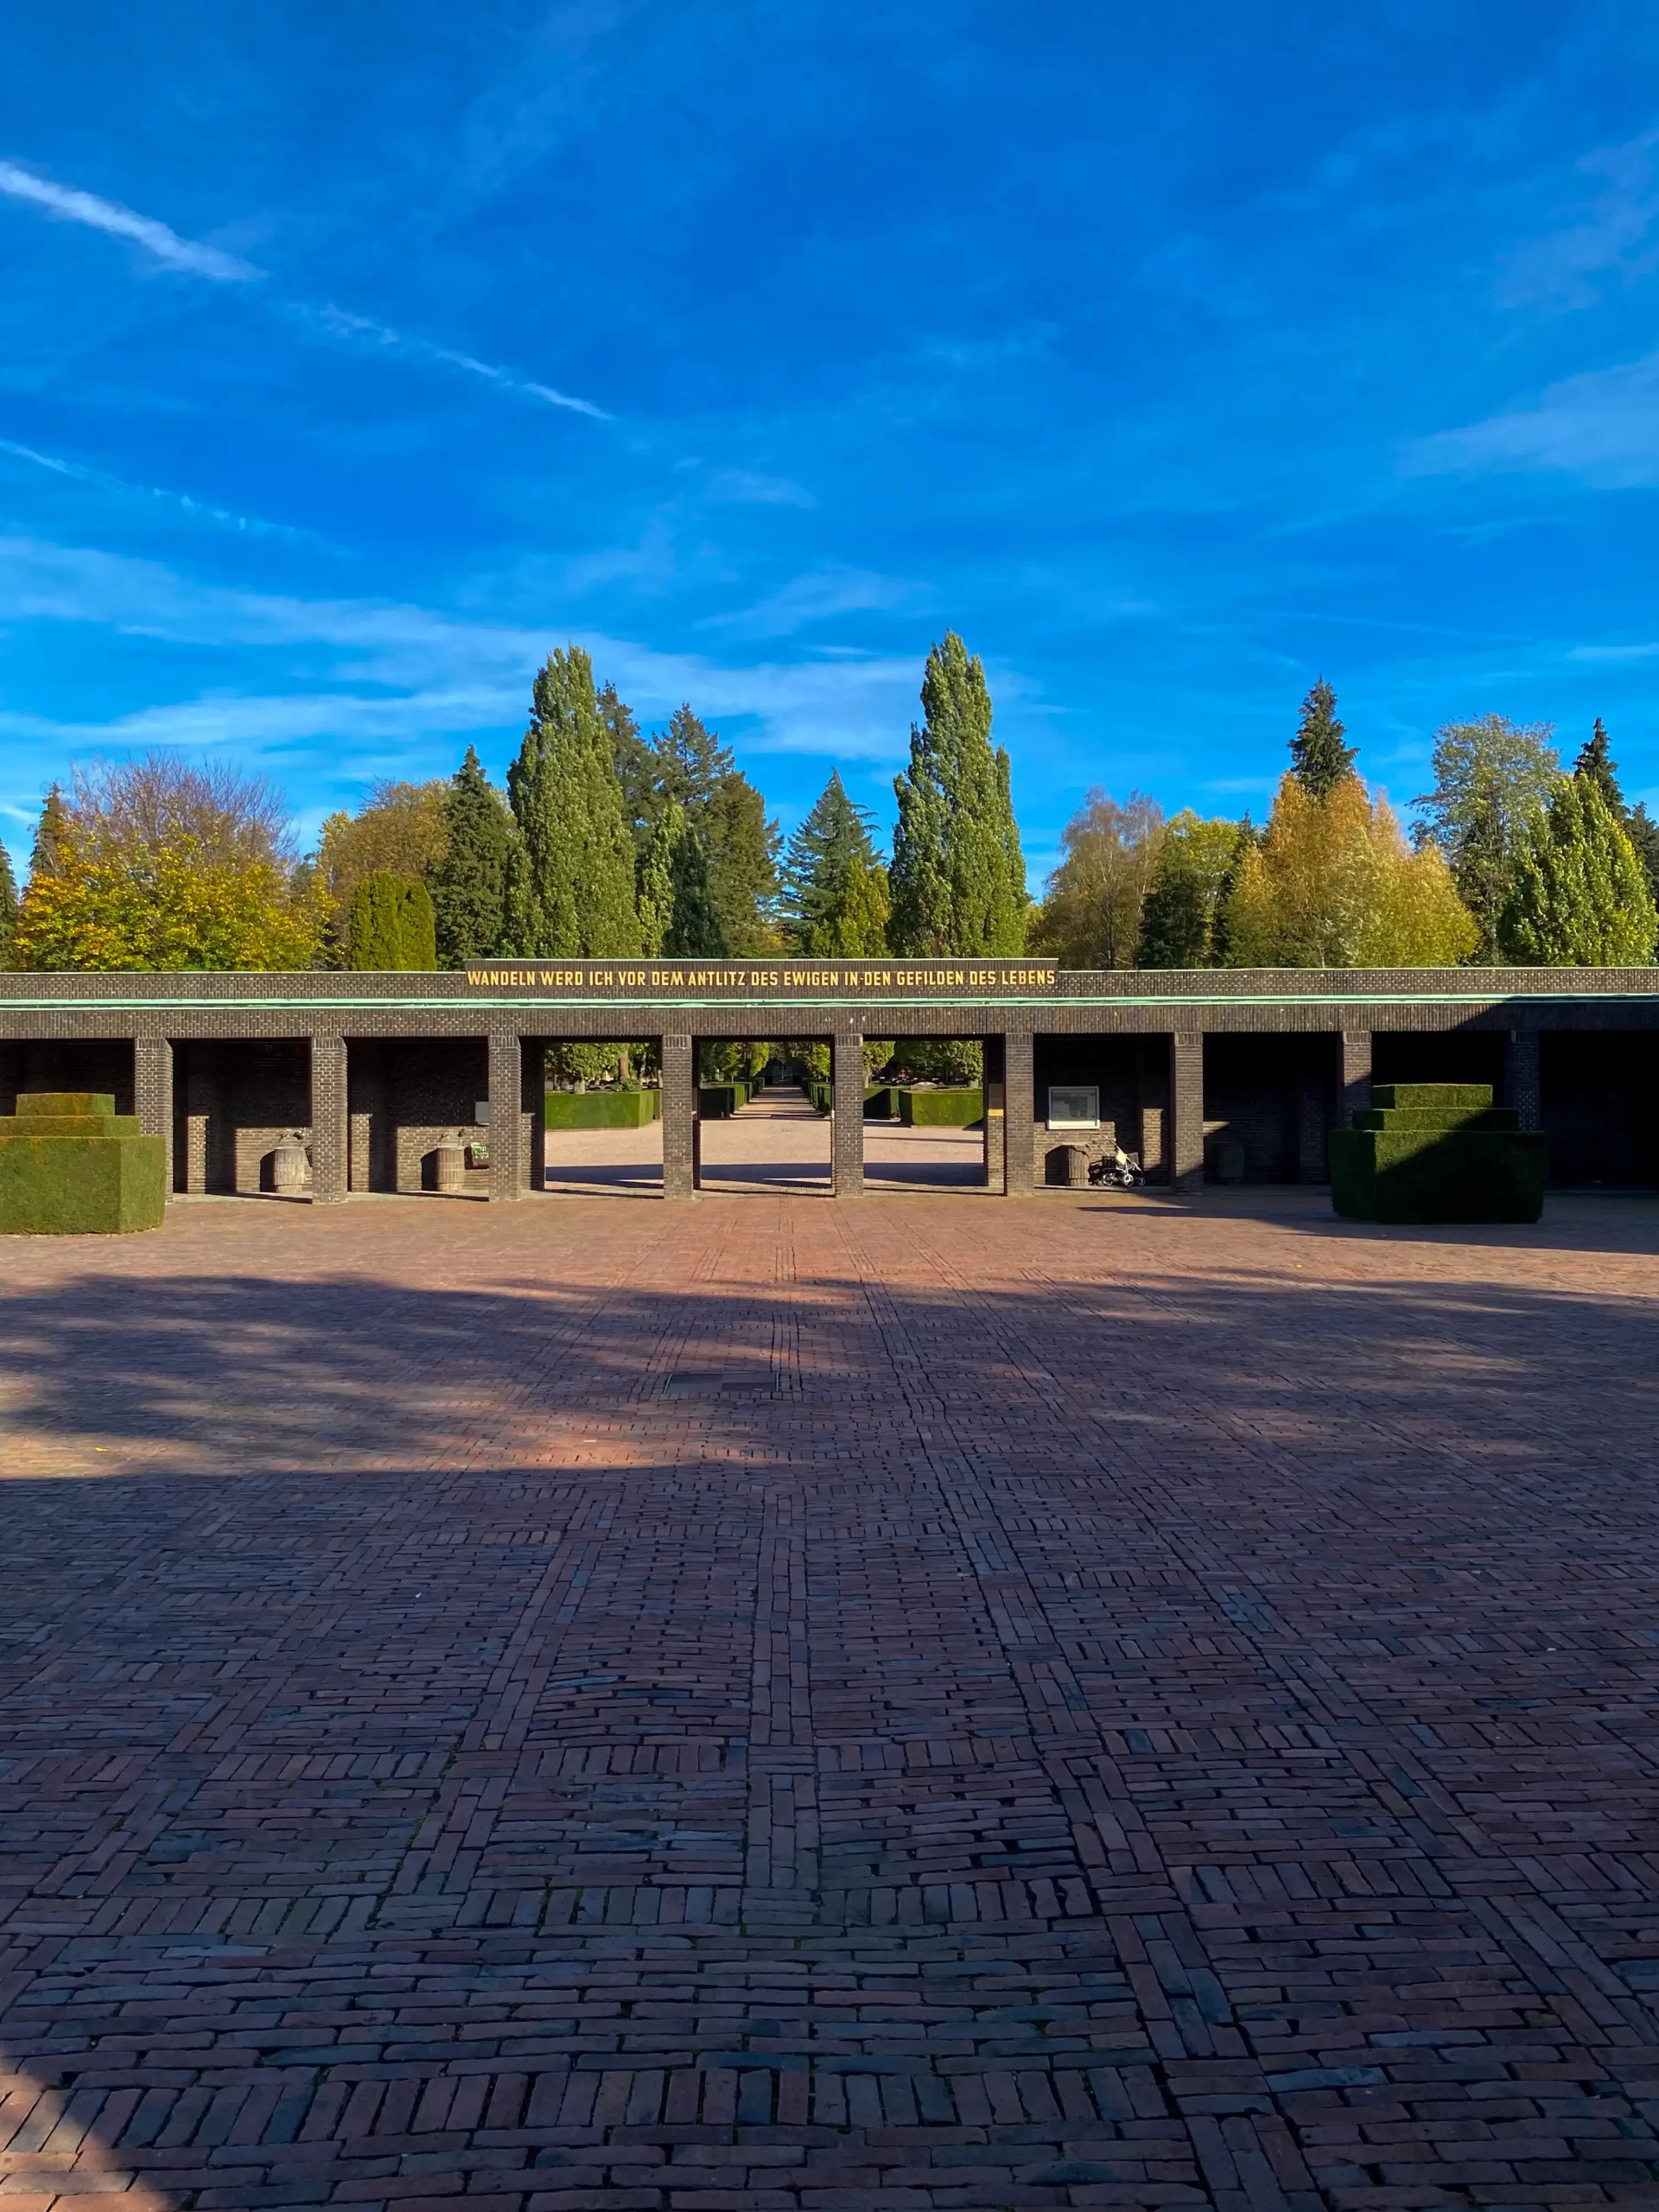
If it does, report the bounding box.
[3,988,1659,1014]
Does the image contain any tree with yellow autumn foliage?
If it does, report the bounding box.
[14,758,323,972]
[1222,772,1476,969]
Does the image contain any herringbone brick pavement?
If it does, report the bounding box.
[1,1188,1658,2209]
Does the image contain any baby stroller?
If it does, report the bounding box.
[1089,1142,1145,1189]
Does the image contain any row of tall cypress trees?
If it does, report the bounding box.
[416,631,1027,968]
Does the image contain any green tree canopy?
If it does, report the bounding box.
[505,647,642,957]
[1288,679,1357,798]
[889,631,1026,955]
[781,772,889,955]
[1413,714,1560,962]
[1498,777,1657,966]
[431,747,512,967]
[600,681,658,853]
[636,800,726,957]
[0,839,16,968]
[1136,812,1246,968]
[347,872,435,969]
[1030,791,1162,969]
[643,703,780,952]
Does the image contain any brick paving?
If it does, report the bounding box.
[2,1187,1659,2209]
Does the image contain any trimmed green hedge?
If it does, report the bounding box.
[545,1090,660,1129]
[699,1084,741,1119]
[898,1086,984,1128]
[863,1086,895,1119]
[0,1092,165,1234]
[1332,1082,1545,1224]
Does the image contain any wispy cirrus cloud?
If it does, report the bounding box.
[1498,130,1659,311]
[0,438,322,545]
[1403,351,1659,488]
[0,160,613,423]
[303,306,613,421]
[0,158,257,281]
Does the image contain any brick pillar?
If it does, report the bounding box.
[1001,1028,1035,1197]
[521,1039,546,1194]
[830,1027,865,1196]
[486,1027,525,1200]
[661,1033,696,1199]
[1340,1030,1372,1125]
[1169,1032,1205,1191]
[1505,1028,1541,1128]
[134,1036,174,1194]
[182,1045,221,1192]
[309,1033,349,1205]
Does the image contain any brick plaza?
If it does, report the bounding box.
[3,1187,1659,2208]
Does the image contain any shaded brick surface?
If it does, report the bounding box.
[2,1189,1659,2207]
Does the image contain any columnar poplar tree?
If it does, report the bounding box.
[505,648,642,957]
[1288,679,1357,798]
[782,772,889,955]
[1498,777,1657,966]
[348,873,436,969]
[431,747,512,966]
[888,632,1026,955]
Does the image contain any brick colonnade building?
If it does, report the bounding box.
[0,957,1650,1199]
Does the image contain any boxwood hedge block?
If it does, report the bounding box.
[0,1092,166,1235]
[898,1086,984,1128]
[698,1084,741,1120]
[1332,1082,1545,1224]
[544,1090,660,1129]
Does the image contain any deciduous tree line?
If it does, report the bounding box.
[1,642,1652,972]
[1033,685,1659,971]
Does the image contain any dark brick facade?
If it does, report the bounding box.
[3,960,1657,1197]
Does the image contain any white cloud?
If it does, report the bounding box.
[1403,351,1659,488]
[0,159,257,281]
[702,467,814,508]
[0,537,922,766]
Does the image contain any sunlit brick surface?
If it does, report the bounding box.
[3,1188,1659,2208]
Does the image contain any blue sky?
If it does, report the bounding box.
[4,3,1659,891]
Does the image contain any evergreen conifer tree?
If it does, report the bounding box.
[0,840,17,967]
[431,747,512,966]
[782,772,889,953]
[1288,679,1357,798]
[348,873,436,969]
[636,802,726,957]
[600,682,658,852]
[505,648,642,957]
[1498,778,1657,965]
[645,704,779,950]
[889,632,1024,955]
[29,786,67,882]
[1574,718,1622,810]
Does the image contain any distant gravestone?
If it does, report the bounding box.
[0,1093,166,1235]
[1330,1084,1546,1224]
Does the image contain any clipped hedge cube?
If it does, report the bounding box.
[1331,1082,1545,1224]
[0,1092,166,1235]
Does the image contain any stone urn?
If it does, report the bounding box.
[271,1131,311,1195]
[434,1134,467,1193]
